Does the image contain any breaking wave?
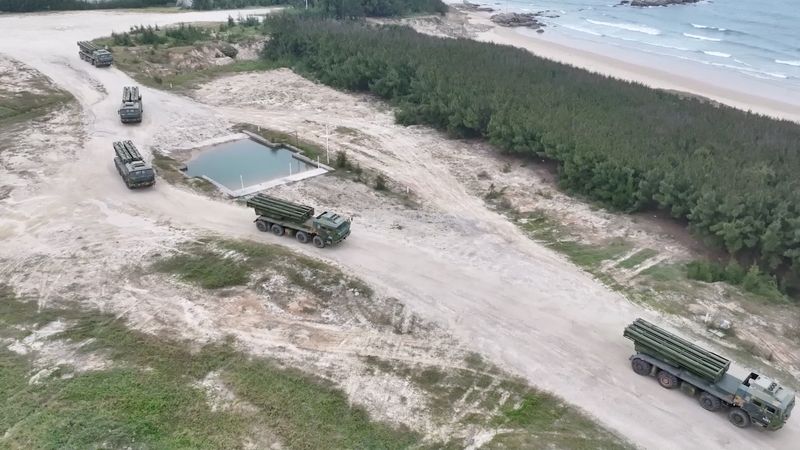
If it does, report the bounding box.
[691,23,727,32]
[683,33,722,42]
[585,19,661,36]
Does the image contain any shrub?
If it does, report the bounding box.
[374,174,387,191]
[220,43,239,58]
[335,150,348,169]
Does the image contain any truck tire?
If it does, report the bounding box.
[728,408,751,428]
[256,221,269,232]
[312,236,325,248]
[295,231,309,244]
[271,224,284,236]
[657,370,679,389]
[699,392,721,412]
[631,358,652,376]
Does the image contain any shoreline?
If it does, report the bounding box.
[460,10,800,123]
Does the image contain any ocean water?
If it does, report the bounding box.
[457,0,800,88]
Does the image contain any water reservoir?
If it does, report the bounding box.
[186,138,319,195]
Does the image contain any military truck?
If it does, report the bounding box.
[246,194,351,248]
[119,86,143,123]
[625,318,795,430]
[112,140,155,189]
[78,41,113,67]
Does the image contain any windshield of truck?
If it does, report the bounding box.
[133,169,154,179]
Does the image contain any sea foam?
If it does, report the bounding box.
[684,33,722,42]
[775,60,800,67]
[691,23,727,32]
[703,51,731,58]
[586,19,661,36]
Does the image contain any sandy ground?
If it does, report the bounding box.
[396,9,800,124]
[1,8,799,449]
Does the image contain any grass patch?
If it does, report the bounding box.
[0,288,420,449]
[152,249,250,289]
[361,354,631,449]
[151,151,218,195]
[640,262,685,284]
[617,248,658,269]
[232,123,325,161]
[518,211,631,270]
[0,68,72,127]
[152,238,373,299]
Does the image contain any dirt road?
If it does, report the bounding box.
[1,9,797,449]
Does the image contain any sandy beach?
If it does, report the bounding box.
[459,10,800,123]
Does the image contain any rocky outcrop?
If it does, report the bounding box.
[460,1,494,13]
[620,0,701,6]
[490,12,544,29]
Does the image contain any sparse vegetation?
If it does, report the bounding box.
[232,123,325,160]
[518,211,632,272]
[617,248,658,269]
[0,286,420,449]
[152,238,373,298]
[151,151,218,195]
[362,354,632,449]
[94,22,276,91]
[0,66,72,126]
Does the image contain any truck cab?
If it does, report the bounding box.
[119,102,142,123]
[736,373,796,429]
[93,49,113,66]
[312,212,351,246]
[119,160,155,188]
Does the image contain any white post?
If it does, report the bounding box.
[240,174,244,190]
[325,124,330,164]
[317,156,320,168]
[289,162,293,176]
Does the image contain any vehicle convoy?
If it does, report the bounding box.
[77,41,113,67]
[118,86,143,123]
[112,140,155,189]
[246,194,351,248]
[625,318,795,430]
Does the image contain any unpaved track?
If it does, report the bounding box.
[0,10,797,449]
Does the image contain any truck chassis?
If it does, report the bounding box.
[255,216,330,248]
[631,353,774,429]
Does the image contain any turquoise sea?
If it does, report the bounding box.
[453,0,800,88]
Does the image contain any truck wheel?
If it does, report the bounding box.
[271,224,284,236]
[699,392,721,412]
[631,358,652,376]
[295,231,309,244]
[256,221,269,232]
[657,370,679,389]
[312,236,325,248]
[728,408,751,428]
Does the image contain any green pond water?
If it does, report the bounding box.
[186,139,314,191]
